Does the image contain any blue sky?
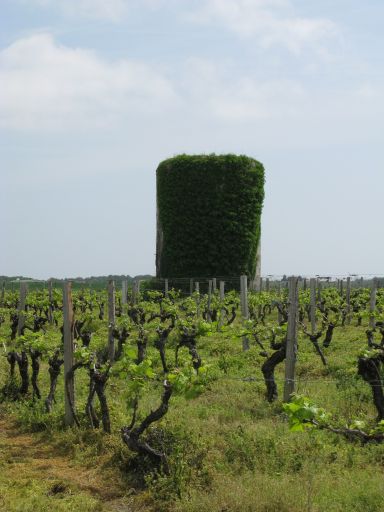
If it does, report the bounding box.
[1,0,383,279]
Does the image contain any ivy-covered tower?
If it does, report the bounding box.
[156,154,265,278]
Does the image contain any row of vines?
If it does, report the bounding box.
[1,281,384,473]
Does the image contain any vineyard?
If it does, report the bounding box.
[1,277,384,512]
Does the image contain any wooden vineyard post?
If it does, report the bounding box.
[219,281,225,300]
[266,278,270,293]
[303,278,307,291]
[17,282,28,336]
[240,275,250,351]
[121,280,128,306]
[283,276,299,402]
[310,278,317,334]
[277,281,283,324]
[164,279,169,298]
[63,281,75,427]
[132,280,140,304]
[212,278,217,292]
[48,279,54,324]
[346,277,351,325]
[369,278,377,330]
[195,282,200,318]
[218,281,225,329]
[207,280,213,322]
[108,280,116,362]
[240,276,249,318]
[317,279,322,302]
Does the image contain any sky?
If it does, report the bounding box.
[1,0,383,279]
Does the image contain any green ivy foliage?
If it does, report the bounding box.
[156,154,265,278]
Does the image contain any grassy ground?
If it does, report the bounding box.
[0,416,135,511]
[1,312,384,511]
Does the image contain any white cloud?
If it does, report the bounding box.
[181,57,306,121]
[15,1,340,56]
[1,34,381,141]
[188,0,339,55]
[0,34,178,130]
[19,0,128,20]
[17,0,340,56]
[211,78,305,120]
[17,0,164,21]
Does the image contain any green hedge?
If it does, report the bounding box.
[156,154,265,278]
